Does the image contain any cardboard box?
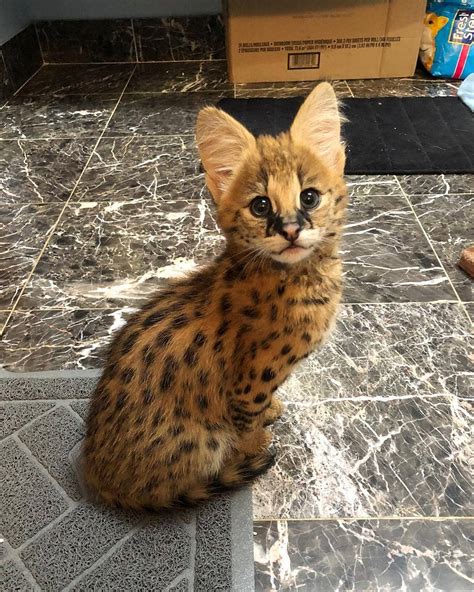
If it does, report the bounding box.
[225,0,426,82]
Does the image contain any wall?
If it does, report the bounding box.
[28,0,221,20]
[0,0,30,44]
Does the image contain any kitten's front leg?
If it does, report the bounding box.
[263,397,285,426]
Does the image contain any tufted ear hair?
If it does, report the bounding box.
[291,82,346,175]
[196,106,256,203]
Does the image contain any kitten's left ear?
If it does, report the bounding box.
[196,107,256,203]
[290,82,346,175]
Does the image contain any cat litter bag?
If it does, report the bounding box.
[420,0,474,79]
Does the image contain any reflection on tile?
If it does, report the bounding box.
[254,519,474,591]
[348,78,459,98]
[343,193,455,302]
[134,16,225,61]
[1,26,42,96]
[234,80,351,98]
[125,61,231,93]
[398,173,474,196]
[410,193,474,302]
[106,91,229,137]
[254,395,472,519]
[21,64,134,96]
[0,94,117,139]
[0,203,63,308]
[74,136,204,203]
[0,139,94,205]
[0,50,13,102]
[36,20,136,63]
[17,200,224,310]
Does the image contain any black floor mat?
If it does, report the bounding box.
[217,96,474,175]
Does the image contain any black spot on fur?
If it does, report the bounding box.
[216,319,230,337]
[250,341,258,359]
[180,440,197,453]
[268,331,280,341]
[116,390,127,410]
[262,368,276,382]
[277,285,285,296]
[243,384,251,394]
[152,411,163,426]
[143,388,153,405]
[281,344,292,355]
[207,437,220,450]
[270,304,278,321]
[218,357,226,369]
[198,370,209,386]
[235,387,242,395]
[214,340,223,352]
[170,424,184,436]
[249,368,257,380]
[175,405,191,419]
[302,332,311,342]
[254,393,267,404]
[183,346,198,368]
[160,356,178,391]
[302,296,330,305]
[172,314,188,329]
[193,331,207,347]
[241,306,260,319]
[251,289,260,305]
[156,329,173,348]
[287,355,297,365]
[143,346,155,366]
[198,394,209,410]
[143,309,169,328]
[220,293,232,314]
[121,367,135,384]
[122,331,139,354]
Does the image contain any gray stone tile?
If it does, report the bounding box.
[20,504,140,591]
[19,406,85,500]
[1,401,55,439]
[0,438,69,547]
[234,80,351,98]
[254,519,474,591]
[21,64,134,96]
[397,174,474,196]
[409,193,473,302]
[69,400,90,421]
[0,375,98,401]
[345,174,400,198]
[169,579,189,592]
[71,518,191,591]
[36,20,136,64]
[348,78,459,98]
[0,560,36,591]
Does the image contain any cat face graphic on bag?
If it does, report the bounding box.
[82,83,348,510]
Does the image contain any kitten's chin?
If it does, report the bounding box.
[269,245,312,265]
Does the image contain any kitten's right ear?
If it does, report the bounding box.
[196,107,256,203]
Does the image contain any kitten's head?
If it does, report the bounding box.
[196,83,347,265]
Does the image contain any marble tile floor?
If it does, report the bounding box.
[1,63,473,591]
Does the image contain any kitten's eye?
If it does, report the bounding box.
[250,196,271,217]
[300,188,320,210]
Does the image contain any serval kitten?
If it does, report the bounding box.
[83,83,348,509]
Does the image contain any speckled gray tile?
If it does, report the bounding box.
[343,193,455,303]
[134,16,225,61]
[254,519,474,591]
[0,560,36,591]
[397,174,474,196]
[106,91,230,137]
[125,61,231,94]
[0,94,117,140]
[254,394,472,520]
[19,406,85,500]
[409,193,473,302]
[348,78,460,98]
[16,200,223,310]
[0,203,63,308]
[0,438,69,547]
[36,20,136,63]
[21,64,134,96]
[73,136,204,203]
[1,401,55,439]
[69,400,89,420]
[234,80,351,98]
[0,139,94,205]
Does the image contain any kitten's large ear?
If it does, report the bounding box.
[196,107,256,202]
[290,82,345,175]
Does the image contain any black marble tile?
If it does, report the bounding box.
[36,20,136,64]
[125,61,231,93]
[343,193,455,303]
[73,136,204,203]
[253,394,472,519]
[20,64,134,96]
[1,26,42,95]
[254,519,474,591]
[0,50,12,103]
[409,193,473,302]
[0,139,94,205]
[397,174,474,196]
[234,80,351,98]
[347,78,460,98]
[346,174,400,198]
[106,91,231,137]
[134,16,225,62]
[17,200,224,310]
[0,203,63,309]
[466,303,474,324]
[0,94,117,139]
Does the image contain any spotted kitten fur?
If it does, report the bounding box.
[83,83,348,509]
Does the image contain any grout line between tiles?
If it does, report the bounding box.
[344,80,354,98]
[130,18,139,64]
[254,515,474,522]
[33,23,45,66]
[0,65,137,338]
[41,59,228,66]
[11,65,43,98]
[2,403,61,442]
[394,177,471,320]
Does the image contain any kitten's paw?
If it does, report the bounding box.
[263,397,285,426]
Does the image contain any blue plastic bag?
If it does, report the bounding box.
[420,0,474,79]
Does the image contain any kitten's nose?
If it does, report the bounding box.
[281,223,301,242]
